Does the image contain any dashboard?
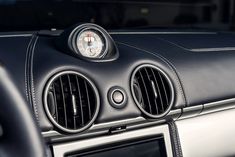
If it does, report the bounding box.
[1,23,235,157]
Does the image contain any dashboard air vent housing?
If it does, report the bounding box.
[131,64,174,118]
[44,71,100,133]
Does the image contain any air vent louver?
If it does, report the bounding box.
[131,65,174,118]
[44,71,99,133]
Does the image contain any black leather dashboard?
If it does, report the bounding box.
[2,31,235,133]
[112,32,235,106]
[32,34,185,131]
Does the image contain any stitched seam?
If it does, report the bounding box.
[29,36,39,122]
[154,36,194,53]
[117,41,187,106]
[169,122,180,157]
[25,35,34,101]
[148,35,193,106]
[148,35,188,105]
[168,121,183,157]
[173,122,183,157]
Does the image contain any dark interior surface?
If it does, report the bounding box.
[2,30,235,130]
[1,1,235,157]
[1,28,235,156]
[112,32,235,106]
[0,0,234,31]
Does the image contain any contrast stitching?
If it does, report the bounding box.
[30,36,39,122]
[168,121,183,157]
[26,35,40,122]
[148,35,188,105]
[25,35,34,101]
[117,41,187,106]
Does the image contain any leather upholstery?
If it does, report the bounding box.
[113,33,235,106]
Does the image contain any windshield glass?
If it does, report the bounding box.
[0,0,234,32]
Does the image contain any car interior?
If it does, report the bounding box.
[0,0,235,157]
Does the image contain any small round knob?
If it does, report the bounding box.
[112,90,124,104]
[108,87,127,109]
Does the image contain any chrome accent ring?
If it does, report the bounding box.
[130,64,175,119]
[43,70,100,134]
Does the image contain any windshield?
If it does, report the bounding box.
[0,0,234,32]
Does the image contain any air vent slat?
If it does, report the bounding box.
[45,71,99,133]
[64,75,76,129]
[153,70,169,110]
[142,68,156,114]
[131,65,174,118]
[144,68,159,115]
[158,71,169,106]
[138,70,152,114]
[67,75,73,95]
[150,68,164,113]
[84,80,92,119]
[52,84,58,122]
[59,77,68,128]
[53,79,66,127]
[75,76,84,127]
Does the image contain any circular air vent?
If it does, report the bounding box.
[131,64,174,118]
[44,71,100,133]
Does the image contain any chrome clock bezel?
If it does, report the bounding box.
[70,25,109,59]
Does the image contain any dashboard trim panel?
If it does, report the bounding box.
[42,109,182,139]
[176,108,235,157]
[0,34,32,38]
[52,124,173,157]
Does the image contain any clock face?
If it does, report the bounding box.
[76,30,106,58]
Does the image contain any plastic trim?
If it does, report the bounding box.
[52,125,173,157]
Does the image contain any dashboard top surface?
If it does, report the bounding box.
[1,30,235,131]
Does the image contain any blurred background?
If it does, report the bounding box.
[0,0,234,32]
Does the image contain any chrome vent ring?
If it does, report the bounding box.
[131,64,174,118]
[44,71,100,133]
